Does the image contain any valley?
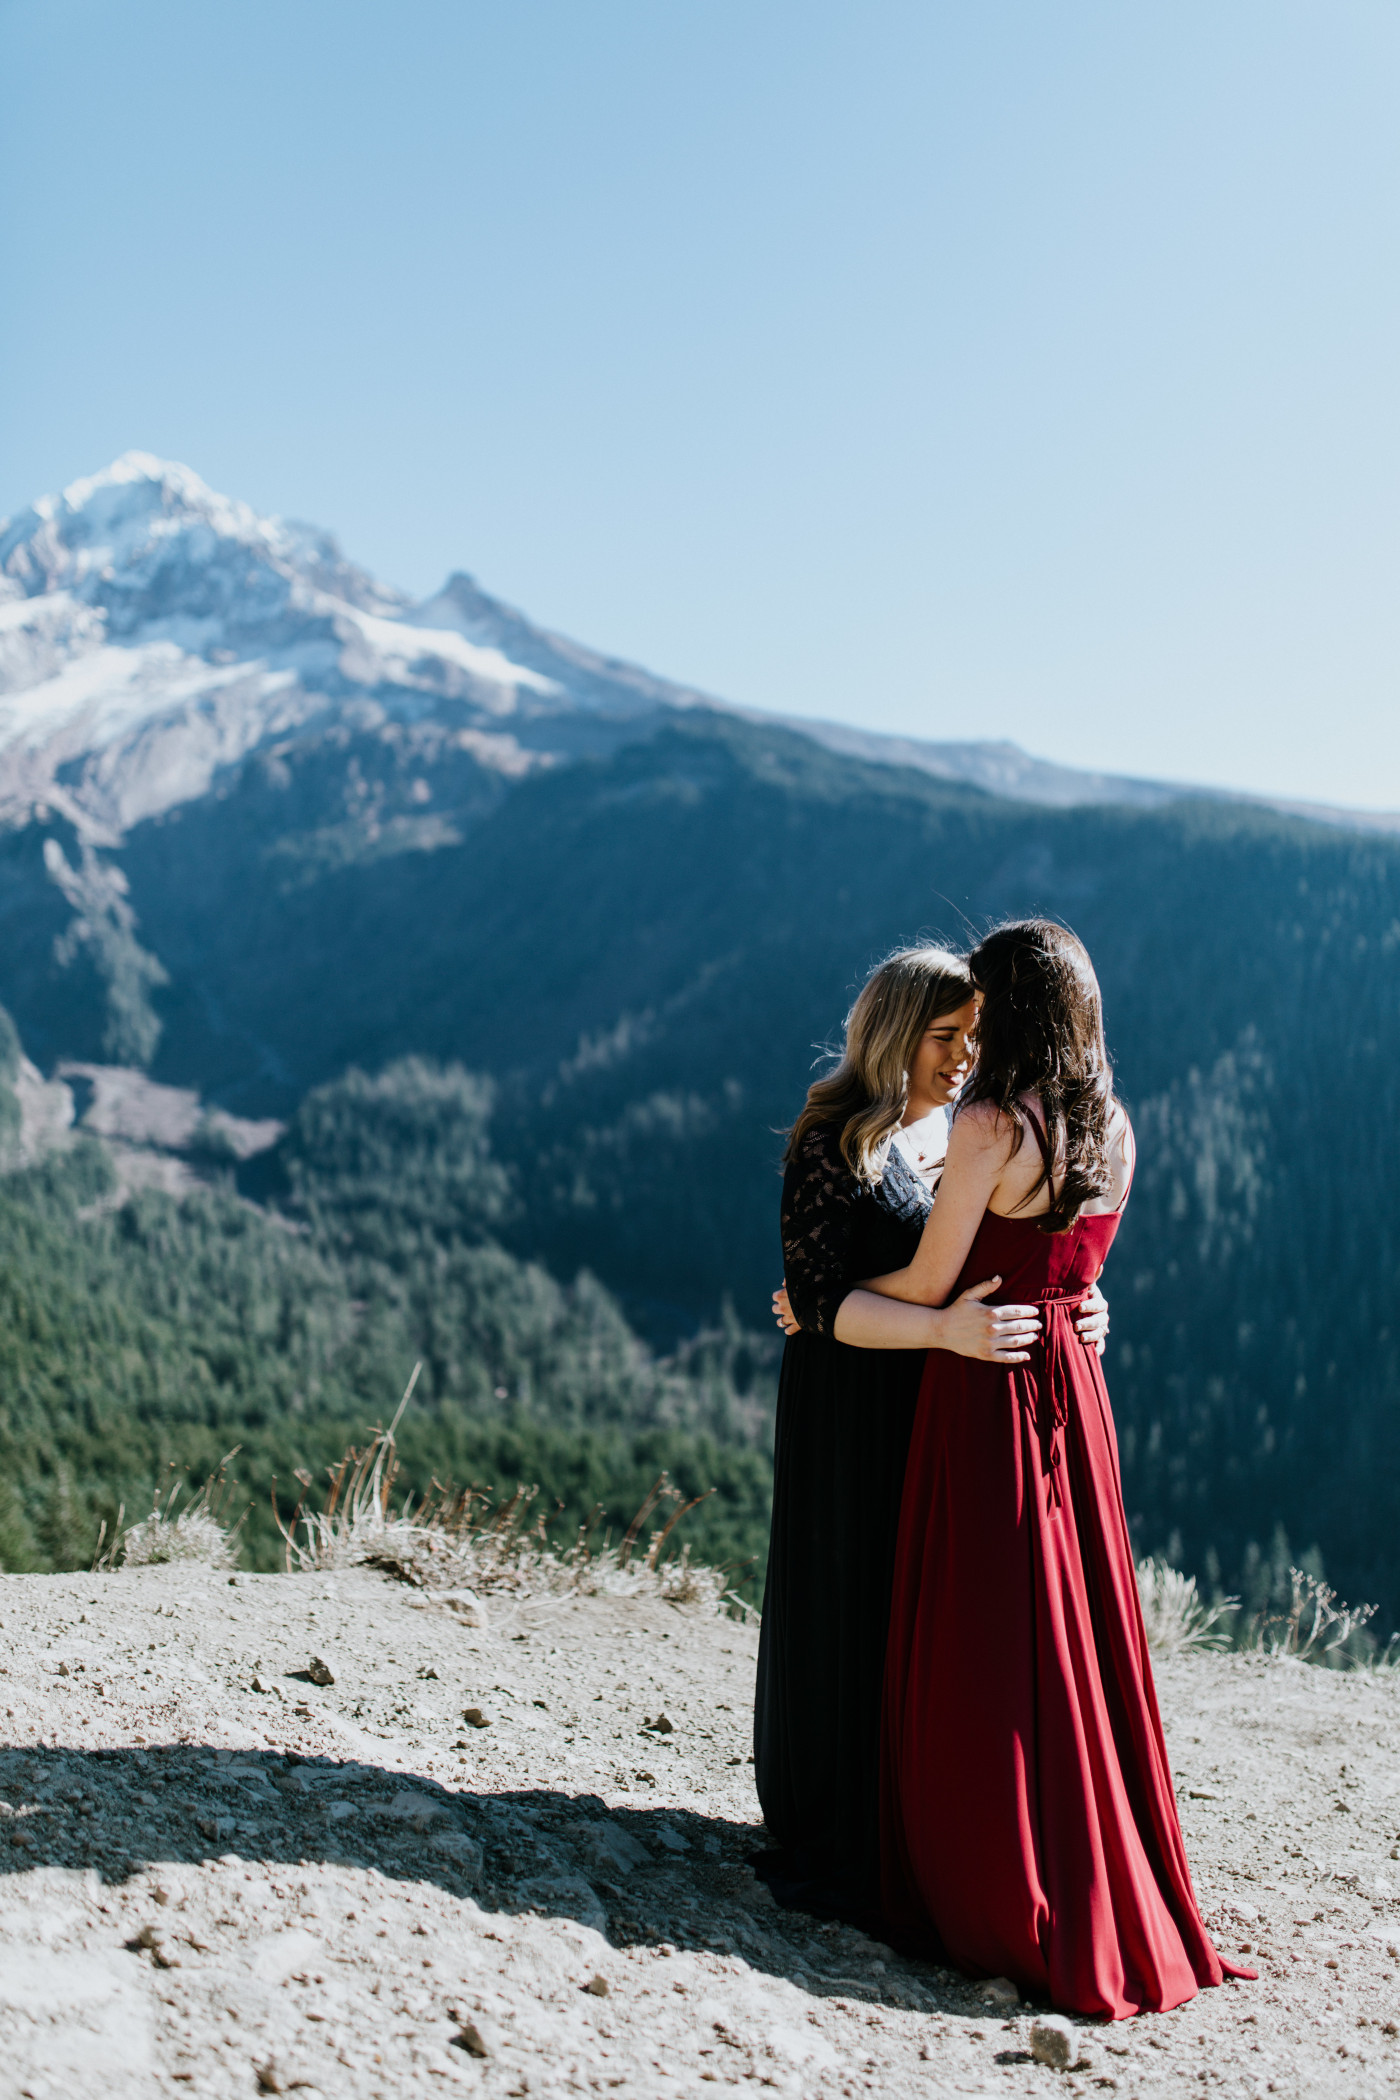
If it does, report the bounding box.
[0,457,1397,1635]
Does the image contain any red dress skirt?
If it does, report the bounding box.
[879,1206,1253,2018]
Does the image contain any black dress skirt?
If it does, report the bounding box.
[753,1118,933,1923]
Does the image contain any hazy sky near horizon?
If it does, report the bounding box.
[3,1,1399,808]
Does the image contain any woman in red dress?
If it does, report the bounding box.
[869,920,1253,2019]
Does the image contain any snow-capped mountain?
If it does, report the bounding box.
[2,453,1395,842]
[0,454,711,839]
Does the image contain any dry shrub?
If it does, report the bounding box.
[1136,1557,1235,1657]
[99,1449,246,1571]
[1138,1555,1395,1671]
[273,1366,753,1618]
[1245,1564,1380,1666]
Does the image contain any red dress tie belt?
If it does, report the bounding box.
[1023,1294,1086,1514]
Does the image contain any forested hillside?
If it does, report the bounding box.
[0,1050,774,1582]
[0,707,1396,1623]
[2,457,1397,1628]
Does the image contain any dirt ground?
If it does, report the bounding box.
[0,1563,1397,2099]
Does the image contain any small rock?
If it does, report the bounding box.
[381,1790,451,1831]
[255,2064,286,2094]
[643,1713,674,1735]
[518,1873,609,1934]
[439,1589,488,1628]
[1187,1787,1221,1801]
[451,2022,488,2058]
[580,1820,649,1877]
[132,1922,179,1966]
[980,1976,1020,2007]
[306,1656,335,1686]
[461,1707,491,1728]
[251,1674,273,1695]
[1029,2015,1076,2070]
[431,1832,484,1883]
[582,1974,610,1996]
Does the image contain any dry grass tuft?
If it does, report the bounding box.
[1136,1557,1236,1657]
[98,1449,246,1572]
[1138,1555,1397,1672]
[272,1366,754,1618]
[1246,1565,1383,1666]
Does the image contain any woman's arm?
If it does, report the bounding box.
[773,1278,1041,1360]
[835,1279,1040,1361]
[778,1126,860,1338]
[861,1102,1014,1307]
[773,1276,1103,1356]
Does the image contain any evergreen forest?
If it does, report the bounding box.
[0,709,1396,1629]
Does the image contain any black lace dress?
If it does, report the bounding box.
[753,1118,933,1923]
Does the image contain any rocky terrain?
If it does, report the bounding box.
[0,1565,1398,2099]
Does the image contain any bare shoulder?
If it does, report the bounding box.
[1101,1098,1136,1203]
[1107,1099,1135,1162]
[949,1097,1023,1159]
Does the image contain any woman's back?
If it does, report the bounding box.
[956,1204,1123,1310]
[980,1092,1135,1221]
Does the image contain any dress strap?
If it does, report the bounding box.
[1022,1102,1060,1210]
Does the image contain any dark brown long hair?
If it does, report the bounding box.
[786,944,973,1183]
[961,919,1116,1232]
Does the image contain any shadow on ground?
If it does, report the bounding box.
[0,1745,976,2015]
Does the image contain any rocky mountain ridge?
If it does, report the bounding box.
[0,454,690,841]
[5,453,1393,844]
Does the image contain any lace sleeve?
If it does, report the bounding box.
[781,1122,860,1339]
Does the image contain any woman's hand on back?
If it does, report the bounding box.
[1074,1281,1110,1356]
[777,1275,1043,1359]
[939,1277,1041,1363]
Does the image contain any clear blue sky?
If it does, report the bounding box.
[3,0,1398,808]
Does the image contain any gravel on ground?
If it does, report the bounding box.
[0,1564,1397,2098]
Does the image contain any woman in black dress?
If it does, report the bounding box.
[754,943,1107,1924]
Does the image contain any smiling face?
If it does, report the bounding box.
[904,996,979,1121]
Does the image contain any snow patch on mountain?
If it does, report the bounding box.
[0,455,623,835]
[2,452,1394,842]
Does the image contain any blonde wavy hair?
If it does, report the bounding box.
[786,943,973,1184]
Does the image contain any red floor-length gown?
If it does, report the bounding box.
[880,1201,1253,2019]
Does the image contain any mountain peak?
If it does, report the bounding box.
[0,457,698,838]
[1,454,1392,847]
[0,452,397,621]
[62,449,221,509]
